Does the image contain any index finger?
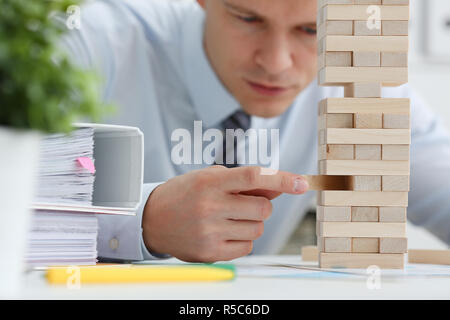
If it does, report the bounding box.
[224,166,309,195]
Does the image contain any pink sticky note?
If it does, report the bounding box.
[77,157,96,174]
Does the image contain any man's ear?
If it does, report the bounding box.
[197,0,206,9]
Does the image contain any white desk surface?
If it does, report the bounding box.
[20,255,450,300]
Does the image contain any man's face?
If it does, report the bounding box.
[198,0,318,118]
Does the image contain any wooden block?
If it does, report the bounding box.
[318,237,352,252]
[352,238,379,253]
[318,0,353,8]
[379,207,407,222]
[317,21,353,40]
[326,238,352,253]
[318,144,354,160]
[319,113,354,129]
[317,206,352,222]
[344,83,381,98]
[408,249,450,265]
[355,113,383,128]
[322,128,410,145]
[354,20,381,36]
[317,222,406,238]
[318,52,352,70]
[317,37,326,54]
[353,52,381,67]
[318,101,326,115]
[381,52,408,67]
[319,160,409,176]
[333,115,353,131]
[382,175,410,191]
[319,130,326,145]
[382,0,409,5]
[382,21,409,36]
[319,252,405,269]
[317,236,324,251]
[301,175,351,190]
[319,36,408,53]
[352,207,379,221]
[382,145,410,160]
[320,98,410,114]
[301,245,319,262]
[351,176,381,191]
[319,67,408,87]
[318,191,408,206]
[355,144,382,160]
[383,113,410,128]
[317,6,324,26]
[380,238,408,253]
[323,5,409,21]
[355,0,381,3]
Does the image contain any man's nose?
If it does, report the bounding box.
[255,33,294,76]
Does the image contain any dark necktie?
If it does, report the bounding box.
[219,110,254,256]
[218,110,251,168]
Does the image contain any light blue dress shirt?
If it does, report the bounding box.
[62,0,450,261]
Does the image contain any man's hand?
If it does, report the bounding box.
[142,166,309,262]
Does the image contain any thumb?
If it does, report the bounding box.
[239,189,282,200]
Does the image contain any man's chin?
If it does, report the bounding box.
[240,100,293,118]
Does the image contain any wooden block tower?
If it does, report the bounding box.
[316,0,410,269]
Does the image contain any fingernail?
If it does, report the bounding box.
[294,178,309,193]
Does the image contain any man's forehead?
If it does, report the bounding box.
[221,0,317,24]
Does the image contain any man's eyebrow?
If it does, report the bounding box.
[221,0,263,17]
[303,22,318,28]
[222,1,317,26]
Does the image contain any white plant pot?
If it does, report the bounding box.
[0,126,41,298]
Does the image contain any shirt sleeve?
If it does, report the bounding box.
[406,86,450,246]
[96,182,171,261]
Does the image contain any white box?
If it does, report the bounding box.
[33,123,144,216]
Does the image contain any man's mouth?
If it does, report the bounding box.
[245,80,290,97]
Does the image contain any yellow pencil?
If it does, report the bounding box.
[46,264,235,284]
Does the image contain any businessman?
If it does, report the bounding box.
[63,0,450,262]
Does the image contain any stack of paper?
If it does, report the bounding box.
[26,211,98,267]
[27,127,98,267]
[35,128,95,205]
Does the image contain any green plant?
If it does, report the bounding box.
[0,0,107,133]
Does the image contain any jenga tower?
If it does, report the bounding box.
[316,0,410,268]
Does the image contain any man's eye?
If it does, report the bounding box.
[299,26,317,35]
[237,15,261,24]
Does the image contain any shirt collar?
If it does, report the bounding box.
[182,4,240,128]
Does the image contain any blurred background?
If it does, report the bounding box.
[168,0,450,253]
[410,0,450,128]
